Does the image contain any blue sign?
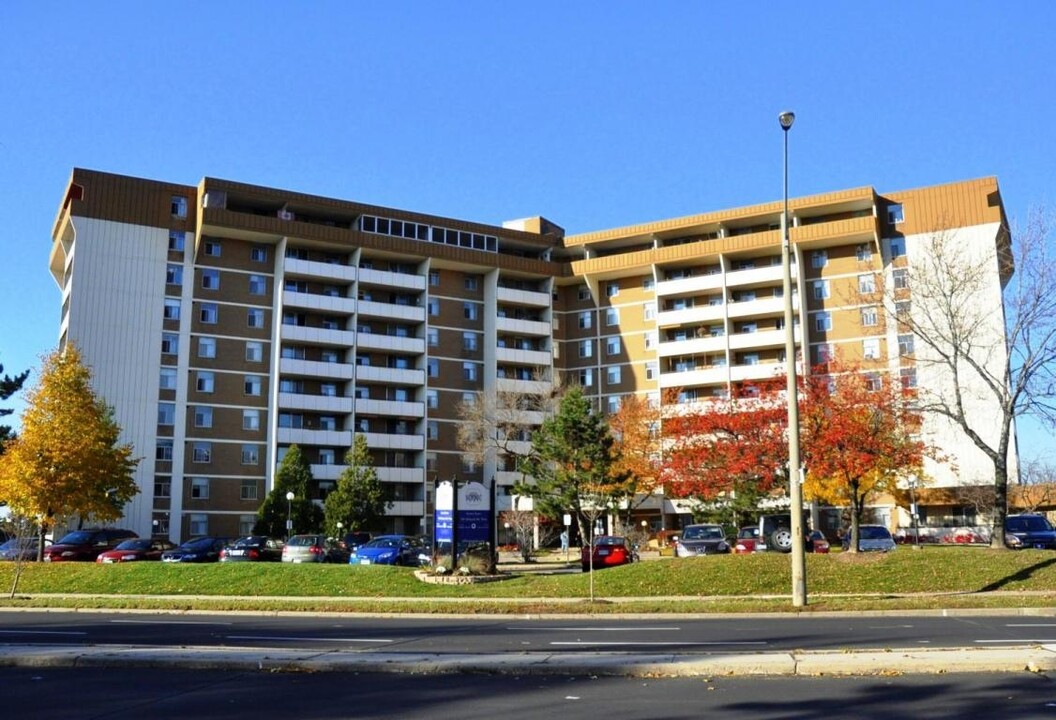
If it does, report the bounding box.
[433,509,490,543]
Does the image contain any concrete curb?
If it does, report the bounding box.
[1,644,1054,678]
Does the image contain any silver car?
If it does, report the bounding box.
[854,525,897,552]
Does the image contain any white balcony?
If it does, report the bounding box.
[376,467,425,484]
[494,470,525,486]
[727,296,797,320]
[284,257,357,282]
[355,398,425,418]
[727,328,799,351]
[724,264,788,288]
[495,347,552,367]
[497,286,550,308]
[282,290,356,315]
[496,316,551,336]
[280,324,356,348]
[356,299,426,323]
[356,332,426,354]
[280,358,355,380]
[277,427,351,446]
[659,366,729,389]
[311,464,343,481]
[496,378,553,396]
[363,432,425,451]
[656,273,724,297]
[656,304,725,328]
[729,363,788,383]
[355,365,425,386]
[358,267,426,291]
[387,500,425,516]
[278,392,353,414]
[656,335,727,358]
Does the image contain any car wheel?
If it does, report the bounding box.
[770,528,793,553]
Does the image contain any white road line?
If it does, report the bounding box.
[550,640,766,647]
[975,639,1056,644]
[508,626,682,632]
[1006,623,1056,627]
[0,630,87,636]
[225,635,394,643]
[110,620,232,626]
[867,624,914,629]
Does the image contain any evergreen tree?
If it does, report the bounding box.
[0,346,138,527]
[0,359,29,453]
[254,444,323,537]
[323,434,390,536]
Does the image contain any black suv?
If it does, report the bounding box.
[1005,514,1056,549]
[43,528,138,562]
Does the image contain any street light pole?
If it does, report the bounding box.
[779,110,807,608]
[285,491,295,540]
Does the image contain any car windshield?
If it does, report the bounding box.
[859,526,891,540]
[288,536,321,547]
[179,538,215,550]
[595,536,625,547]
[682,526,724,540]
[365,537,401,549]
[1009,516,1053,532]
[56,531,94,545]
[114,539,152,551]
[232,536,265,547]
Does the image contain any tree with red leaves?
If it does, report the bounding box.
[801,361,927,553]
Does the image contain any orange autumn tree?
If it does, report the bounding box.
[802,361,926,553]
[607,394,664,531]
[662,379,790,525]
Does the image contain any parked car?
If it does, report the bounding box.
[674,524,731,557]
[807,530,831,554]
[0,538,50,561]
[282,534,350,564]
[582,535,637,572]
[96,538,175,563]
[43,528,138,562]
[342,532,373,553]
[846,525,897,552]
[349,535,425,566]
[161,537,229,563]
[733,526,763,554]
[221,535,284,562]
[1005,514,1056,550]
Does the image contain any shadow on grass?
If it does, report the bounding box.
[976,556,1056,592]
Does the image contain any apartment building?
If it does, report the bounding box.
[49,170,1013,540]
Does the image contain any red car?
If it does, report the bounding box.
[808,530,831,554]
[733,526,762,554]
[96,538,176,563]
[44,528,138,562]
[581,535,637,572]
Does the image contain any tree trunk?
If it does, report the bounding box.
[991,463,1010,550]
[847,482,862,554]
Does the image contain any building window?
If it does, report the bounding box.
[462,332,478,351]
[194,406,213,428]
[861,306,878,327]
[192,442,212,463]
[463,302,478,320]
[319,416,336,431]
[427,328,439,346]
[606,281,619,298]
[169,231,186,252]
[319,383,337,397]
[161,332,180,355]
[279,412,303,428]
[426,453,438,472]
[241,445,259,465]
[646,362,658,380]
[158,403,175,426]
[862,338,881,360]
[427,359,439,378]
[893,268,909,290]
[427,298,440,316]
[429,271,440,286]
[578,311,592,330]
[318,448,335,464]
[606,337,621,356]
[247,309,265,328]
[605,308,619,326]
[855,243,871,261]
[238,515,256,536]
[887,204,905,224]
[579,368,594,387]
[321,350,338,363]
[815,343,835,364]
[154,479,171,498]
[644,303,656,321]
[462,362,477,381]
[171,196,187,218]
[201,269,220,290]
[896,300,911,318]
[427,390,438,409]
[163,299,181,320]
[159,367,177,391]
[898,334,915,356]
[244,375,262,396]
[900,367,918,389]
[815,312,832,332]
[240,479,258,502]
[579,340,593,358]
[865,373,883,391]
[427,421,439,440]
[204,240,222,257]
[243,409,260,431]
[606,366,622,385]
[249,275,266,295]
[166,264,183,285]
[811,250,828,268]
[251,245,268,263]
[813,280,829,300]
[464,275,478,291]
[190,477,210,500]
[889,237,906,258]
[858,274,876,294]
[199,303,218,324]
[578,286,591,301]
[643,277,655,290]
[189,514,207,537]
[196,371,214,393]
[156,440,173,461]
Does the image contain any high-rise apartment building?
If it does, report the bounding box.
[49,170,1013,540]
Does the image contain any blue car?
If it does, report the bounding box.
[348,535,426,566]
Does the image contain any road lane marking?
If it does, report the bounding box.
[226,635,394,643]
[110,620,233,626]
[1006,623,1056,627]
[508,626,681,632]
[0,630,87,636]
[550,640,766,646]
[975,639,1056,644]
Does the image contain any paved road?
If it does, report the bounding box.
[3,666,1056,719]
[3,610,1056,655]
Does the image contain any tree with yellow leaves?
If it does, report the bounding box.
[0,345,139,547]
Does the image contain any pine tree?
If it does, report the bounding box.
[323,434,390,537]
[0,359,29,452]
[254,444,323,537]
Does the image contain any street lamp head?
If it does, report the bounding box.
[779,110,795,131]
[285,491,295,501]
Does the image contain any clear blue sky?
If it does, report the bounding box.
[1,2,1053,460]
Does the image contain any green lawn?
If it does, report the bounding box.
[2,548,1055,613]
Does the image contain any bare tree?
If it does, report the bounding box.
[2,512,38,597]
[1013,459,1056,514]
[893,209,1056,547]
